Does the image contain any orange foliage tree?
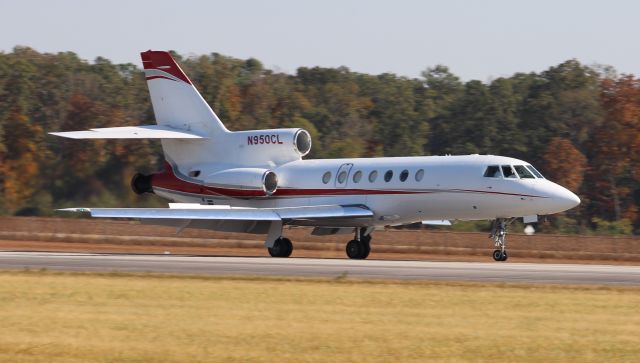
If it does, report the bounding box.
[541,137,587,193]
[586,75,640,222]
[2,110,45,212]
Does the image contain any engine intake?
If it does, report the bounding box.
[131,173,154,194]
[262,170,278,195]
[294,129,312,156]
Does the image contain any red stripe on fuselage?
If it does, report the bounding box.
[152,163,264,197]
[151,162,547,199]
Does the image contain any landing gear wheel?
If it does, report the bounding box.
[268,237,293,258]
[362,240,371,259]
[490,218,513,262]
[492,249,508,262]
[346,239,369,260]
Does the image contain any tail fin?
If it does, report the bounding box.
[52,51,304,171]
[141,50,228,137]
[141,51,228,168]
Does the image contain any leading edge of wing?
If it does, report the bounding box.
[49,125,206,139]
[57,204,373,221]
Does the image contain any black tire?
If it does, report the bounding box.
[492,249,503,262]
[346,240,366,259]
[281,237,293,257]
[361,240,371,259]
[500,250,508,261]
[268,237,293,258]
[267,243,282,257]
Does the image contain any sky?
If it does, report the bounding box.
[1,0,639,81]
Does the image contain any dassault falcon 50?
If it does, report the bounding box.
[51,50,580,261]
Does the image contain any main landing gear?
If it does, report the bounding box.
[267,229,372,259]
[490,218,515,262]
[346,228,371,260]
[268,237,293,258]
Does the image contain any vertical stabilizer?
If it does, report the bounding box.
[141,50,228,167]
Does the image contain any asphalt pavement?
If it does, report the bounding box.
[1,251,639,285]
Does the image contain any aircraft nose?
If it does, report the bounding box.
[544,183,580,213]
[561,189,581,210]
[536,180,580,214]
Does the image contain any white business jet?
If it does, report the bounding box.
[51,51,580,261]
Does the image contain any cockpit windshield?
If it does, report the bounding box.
[502,165,517,178]
[484,164,544,179]
[526,165,544,178]
[514,165,535,179]
[483,165,502,178]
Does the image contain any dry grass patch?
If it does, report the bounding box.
[0,271,639,362]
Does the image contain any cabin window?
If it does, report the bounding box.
[188,170,201,178]
[415,169,424,182]
[384,170,393,182]
[526,165,544,179]
[322,171,332,184]
[484,165,501,178]
[501,165,517,178]
[337,170,348,183]
[368,170,378,182]
[514,165,535,179]
[400,169,409,182]
[353,170,362,183]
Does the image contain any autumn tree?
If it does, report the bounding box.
[585,75,640,226]
[1,110,45,213]
[359,73,429,156]
[519,60,603,162]
[541,137,587,192]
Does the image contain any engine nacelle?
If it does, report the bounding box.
[204,168,278,196]
[131,173,154,194]
[226,128,312,166]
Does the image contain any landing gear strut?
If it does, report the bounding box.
[346,228,371,260]
[490,218,515,262]
[268,237,293,258]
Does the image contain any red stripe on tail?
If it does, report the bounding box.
[141,50,192,85]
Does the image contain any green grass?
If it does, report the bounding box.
[0,271,639,362]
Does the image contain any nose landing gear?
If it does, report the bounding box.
[492,248,508,262]
[490,218,514,262]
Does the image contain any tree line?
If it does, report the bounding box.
[0,46,638,234]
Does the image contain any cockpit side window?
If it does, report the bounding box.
[501,165,517,178]
[484,165,502,178]
[514,165,535,179]
[526,165,544,179]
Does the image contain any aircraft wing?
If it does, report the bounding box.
[58,204,373,221]
[49,125,206,139]
[421,220,452,226]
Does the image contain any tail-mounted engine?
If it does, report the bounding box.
[205,168,278,196]
[226,128,312,165]
[131,173,154,194]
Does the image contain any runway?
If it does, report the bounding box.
[1,251,639,285]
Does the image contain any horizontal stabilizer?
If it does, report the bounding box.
[421,220,452,226]
[57,204,373,221]
[49,125,206,139]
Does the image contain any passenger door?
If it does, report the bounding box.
[335,163,353,188]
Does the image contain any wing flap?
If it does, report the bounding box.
[276,205,373,219]
[421,220,452,226]
[49,125,206,139]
